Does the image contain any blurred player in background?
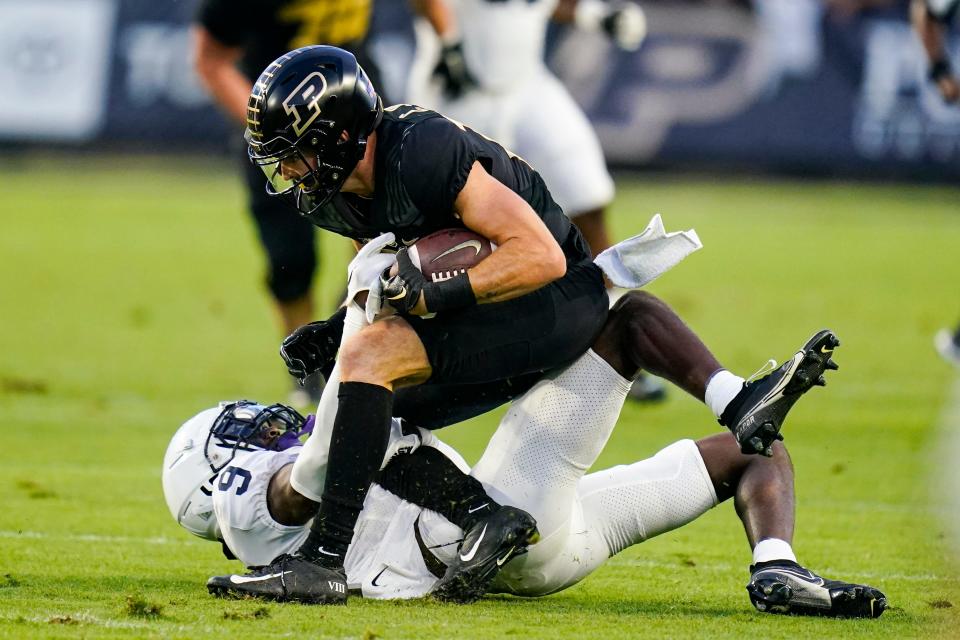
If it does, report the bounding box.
[407,0,666,402]
[910,0,960,364]
[192,0,380,408]
[935,322,960,367]
[408,0,642,260]
[911,0,960,103]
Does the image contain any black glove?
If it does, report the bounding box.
[279,306,347,383]
[381,247,477,315]
[381,247,427,314]
[433,40,476,100]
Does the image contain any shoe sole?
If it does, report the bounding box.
[207,580,346,605]
[736,329,840,455]
[748,577,887,618]
[432,516,540,604]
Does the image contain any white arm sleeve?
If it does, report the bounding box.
[289,302,366,502]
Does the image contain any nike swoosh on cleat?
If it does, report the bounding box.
[819,344,833,354]
[750,354,804,414]
[496,546,516,567]
[229,571,289,584]
[432,240,482,263]
[459,524,487,562]
[467,503,489,514]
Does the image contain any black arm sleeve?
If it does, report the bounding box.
[376,446,500,531]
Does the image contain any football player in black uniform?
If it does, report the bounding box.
[224,46,840,604]
[192,0,379,407]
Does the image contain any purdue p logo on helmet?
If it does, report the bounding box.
[282,71,329,137]
[245,45,383,215]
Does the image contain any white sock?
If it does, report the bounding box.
[704,369,745,418]
[752,537,797,565]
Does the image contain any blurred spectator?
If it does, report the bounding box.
[192,0,380,407]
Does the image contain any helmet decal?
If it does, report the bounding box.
[283,71,329,137]
[244,46,383,214]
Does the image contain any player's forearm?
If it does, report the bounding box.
[911,0,948,64]
[455,163,567,304]
[467,237,566,304]
[192,27,251,126]
[410,0,458,40]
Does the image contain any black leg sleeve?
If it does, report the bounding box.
[377,446,499,531]
[298,382,392,565]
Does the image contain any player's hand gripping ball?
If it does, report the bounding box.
[380,229,494,315]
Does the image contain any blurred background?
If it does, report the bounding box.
[2,0,958,176]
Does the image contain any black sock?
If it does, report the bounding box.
[377,445,500,532]
[718,383,749,428]
[298,381,393,567]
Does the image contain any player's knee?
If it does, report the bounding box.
[611,291,664,328]
[338,322,412,383]
[266,256,316,302]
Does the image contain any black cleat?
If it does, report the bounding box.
[747,560,887,618]
[720,329,840,456]
[207,554,347,604]
[432,506,540,604]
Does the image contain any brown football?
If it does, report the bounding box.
[404,228,495,282]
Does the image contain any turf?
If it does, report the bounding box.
[1,154,958,638]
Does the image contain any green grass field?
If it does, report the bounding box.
[1,154,959,638]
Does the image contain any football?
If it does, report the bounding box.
[404,228,495,282]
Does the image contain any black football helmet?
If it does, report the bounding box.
[245,46,383,215]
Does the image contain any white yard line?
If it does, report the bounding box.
[936,376,960,560]
[0,530,200,546]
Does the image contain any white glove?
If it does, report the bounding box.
[346,232,397,307]
[379,419,423,470]
[575,0,647,52]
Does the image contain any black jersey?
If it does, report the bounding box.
[302,105,591,262]
[196,0,371,81]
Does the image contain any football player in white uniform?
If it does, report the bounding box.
[407,0,645,259]
[163,354,887,616]
[165,239,886,617]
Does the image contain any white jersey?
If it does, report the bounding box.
[452,0,557,92]
[213,445,463,599]
[409,0,614,216]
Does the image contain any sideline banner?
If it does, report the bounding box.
[0,0,116,142]
[0,0,956,178]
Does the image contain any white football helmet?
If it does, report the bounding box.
[162,400,307,541]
